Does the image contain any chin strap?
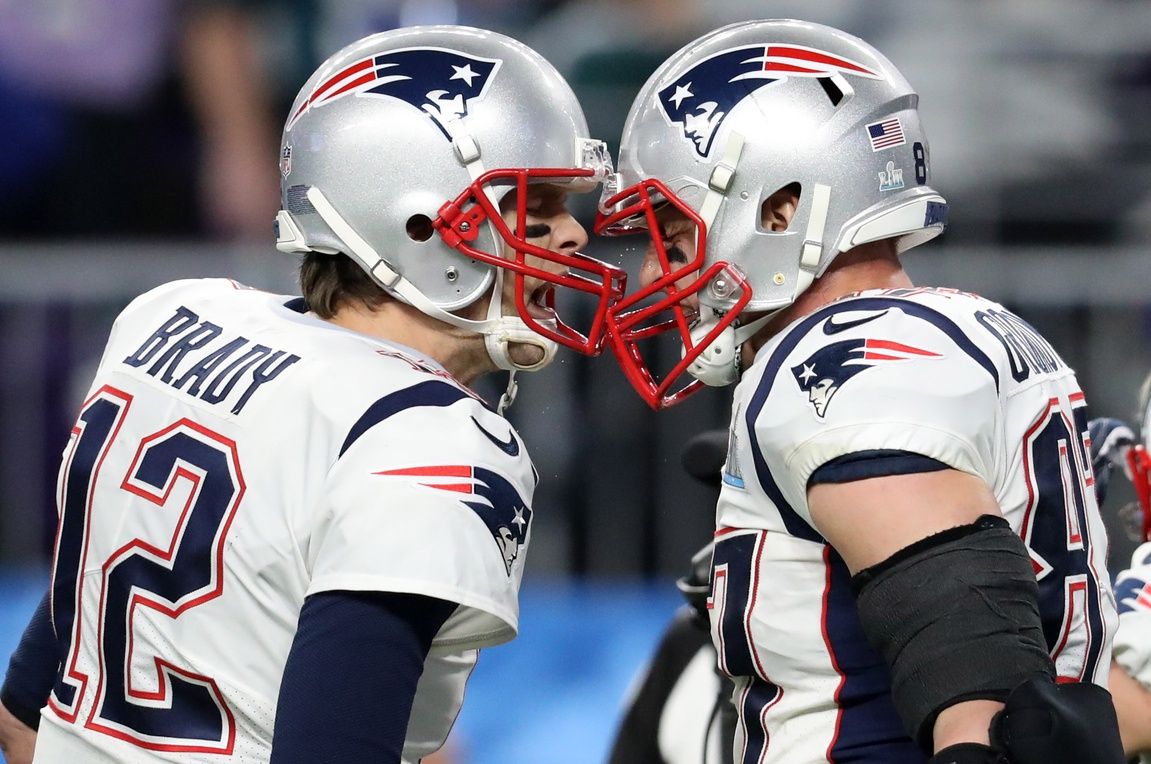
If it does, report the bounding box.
[699,131,744,232]
[685,311,773,387]
[449,124,559,376]
[795,183,832,296]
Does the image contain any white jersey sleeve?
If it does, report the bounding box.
[1113,542,1151,690]
[747,298,1001,529]
[309,385,535,648]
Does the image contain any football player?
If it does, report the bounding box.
[0,25,622,764]
[1091,405,1151,762]
[596,19,1124,763]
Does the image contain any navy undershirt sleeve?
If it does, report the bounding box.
[809,449,949,486]
[1,591,58,729]
[270,590,458,764]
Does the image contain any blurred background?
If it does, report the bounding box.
[2,0,1151,762]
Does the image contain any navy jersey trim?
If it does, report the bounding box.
[283,297,308,314]
[822,548,921,762]
[746,297,999,543]
[340,380,471,457]
[809,450,949,486]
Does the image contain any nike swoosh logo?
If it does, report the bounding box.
[471,416,519,457]
[822,310,889,335]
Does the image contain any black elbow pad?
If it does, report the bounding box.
[852,515,1055,751]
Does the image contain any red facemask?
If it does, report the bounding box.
[434,167,626,356]
[595,177,752,408]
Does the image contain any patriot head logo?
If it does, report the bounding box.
[289,47,501,139]
[791,337,941,418]
[657,44,881,158]
[373,464,531,575]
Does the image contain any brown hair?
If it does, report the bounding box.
[298,253,390,319]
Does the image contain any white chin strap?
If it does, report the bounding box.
[684,312,772,387]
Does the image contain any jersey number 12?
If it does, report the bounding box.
[48,386,243,754]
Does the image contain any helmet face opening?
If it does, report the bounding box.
[435,166,626,355]
[596,178,751,408]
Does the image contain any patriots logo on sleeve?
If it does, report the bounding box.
[791,337,941,418]
[373,465,531,575]
[288,47,500,139]
[1115,575,1151,615]
[657,44,881,157]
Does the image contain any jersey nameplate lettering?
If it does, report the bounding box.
[975,308,1064,382]
[123,305,301,414]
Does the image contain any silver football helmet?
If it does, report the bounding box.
[596,19,948,408]
[275,26,624,372]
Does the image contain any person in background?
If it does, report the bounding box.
[608,429,733,764]
[0,1,279,240]
[597,18,1124,763]
[0,24,622,764]
[1089,399,1151,763]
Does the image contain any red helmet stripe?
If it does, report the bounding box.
[765,45,876,76]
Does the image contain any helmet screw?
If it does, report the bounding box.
[739,191,749,200]
[773,272,785,285]
[445,267,459,282]
[458,221,471,233]
[710,277,731,298]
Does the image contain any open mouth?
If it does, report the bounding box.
[525,285,557,321]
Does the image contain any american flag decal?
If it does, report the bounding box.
[866,117,906,151]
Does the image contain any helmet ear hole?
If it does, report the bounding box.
[406,214,435,242]
[761,183,802,232]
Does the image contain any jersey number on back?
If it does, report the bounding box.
[48,386,243,754]
[1021,393,1109,681]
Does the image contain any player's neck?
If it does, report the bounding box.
[745,239,912,358]
[326,301,492,385]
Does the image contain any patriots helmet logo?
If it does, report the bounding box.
[289,47,501,139]
[373,464,531,575]
[792,337,941,417]
[657,44,881,157]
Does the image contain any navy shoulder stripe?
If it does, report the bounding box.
[809,450,949,486]
[340,380,471,457]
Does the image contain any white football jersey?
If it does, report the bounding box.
[32,279,536,763]
[709,287,1118,763]
[1113,542,1151,764]
[1114,542,1151,687]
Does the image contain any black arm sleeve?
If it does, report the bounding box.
[1,591,58,730]
[270,590,457,764]
[852,515,1055,751]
